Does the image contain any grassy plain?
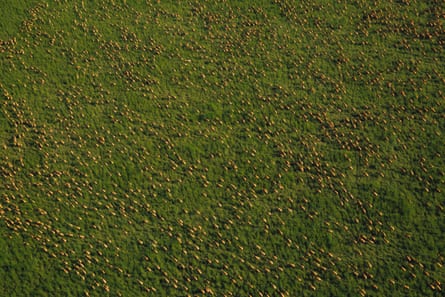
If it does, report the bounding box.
[0,0,444,296]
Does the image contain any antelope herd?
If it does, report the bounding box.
[0,0,444,296]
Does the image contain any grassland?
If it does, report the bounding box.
[0,0,444,296]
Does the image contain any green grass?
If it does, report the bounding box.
[0,1,41,40]
[1,0,444,296]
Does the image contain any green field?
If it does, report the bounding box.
[1,0,444,296]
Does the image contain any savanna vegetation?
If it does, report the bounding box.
[0,0,444,296]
